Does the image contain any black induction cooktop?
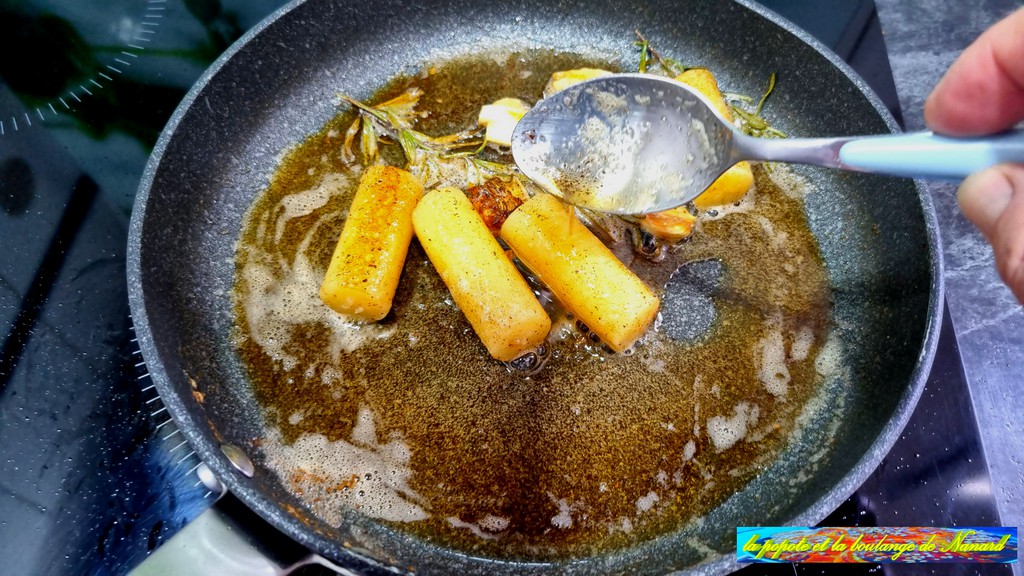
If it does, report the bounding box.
[0,1,1006,575]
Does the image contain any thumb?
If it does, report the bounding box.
[957,164,1024,304]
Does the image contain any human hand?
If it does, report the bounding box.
[924,7,1024,304]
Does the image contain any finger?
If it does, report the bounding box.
[924,7,1024,136]
[957,164,1024,303]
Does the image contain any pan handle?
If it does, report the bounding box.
[128,491,359,576]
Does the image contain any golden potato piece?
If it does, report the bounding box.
[641,206,697,242]
[543,68,613,98]
[675,68,734,121]
[691,163,754,210]
[674,69,755,209]
[501,194,659,353]
[478,97,530,147]
[320,165,423,321]
[413,187,551,362]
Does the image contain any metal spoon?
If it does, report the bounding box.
[511,73,1024,214]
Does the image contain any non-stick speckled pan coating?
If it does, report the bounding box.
[127,0,943,573]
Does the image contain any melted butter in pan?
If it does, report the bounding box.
[233,51,831,560]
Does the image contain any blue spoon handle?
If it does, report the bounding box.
[733,129,1024,180]
[837,130,1024,179]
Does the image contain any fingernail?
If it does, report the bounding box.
[957,168,1014,236]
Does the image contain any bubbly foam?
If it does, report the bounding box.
[815,331,844,377]
[636,491,659,514]
[754,214,790,251]
[607,517,634,535]
[790,324,815,362]
[262,405,429,524]
[681,439,697,462]
[274,173,342,244]
[755,319,791,398]
[766,163,812,200]
[447,516,510,540]
[550,496,575,530]
[480,514,511,532]
[238,173,394,374]
[706,402,760,452]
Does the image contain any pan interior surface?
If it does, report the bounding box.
[129,0,940,574]
[234,48,837,562]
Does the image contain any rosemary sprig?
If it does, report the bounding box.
[755,71,776,115]
[631,33,784,140]
[635,34,652,74]
[339,88,513,188]
[342,89,421,129]
[727,72,786,138]
[634,30,695,77]
[340,89,485,165]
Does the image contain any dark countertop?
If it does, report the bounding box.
[875,0,1024,549]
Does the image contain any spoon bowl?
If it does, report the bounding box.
[511,73,1024,214]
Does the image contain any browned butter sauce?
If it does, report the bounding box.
[232,50,832,561]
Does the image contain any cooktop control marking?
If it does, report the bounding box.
[130,318,216,502]
[2,0,163,136]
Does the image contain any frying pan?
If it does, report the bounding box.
[127,0,944,573]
